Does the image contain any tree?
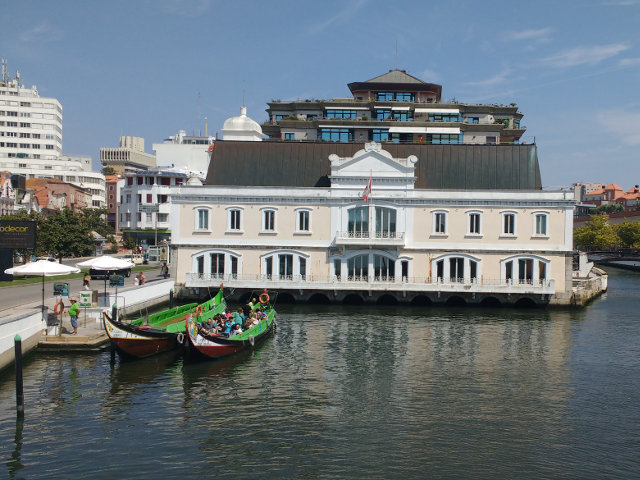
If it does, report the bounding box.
[594,203,623,214]
[615,220,640,247]
[574,214,620,248]
[101,166,116,175]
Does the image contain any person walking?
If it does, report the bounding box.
[83,273,91,290]
[161,262,169,279]
[69,297,80,335]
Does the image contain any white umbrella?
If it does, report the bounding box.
[76,255,135,310]
[5,260,81,322]
[76,255,135,270]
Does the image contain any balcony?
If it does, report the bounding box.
[185,273,556,296]
[335,230,405,246]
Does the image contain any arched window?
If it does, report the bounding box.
[261,250,309,281]
[348,254,368,281]
[192,249,241,279]
[347,206,369,238]
[375,207,397,238]
[432,254,480,283]
[501,255,550,285]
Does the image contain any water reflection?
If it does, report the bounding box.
[6,417,23,480]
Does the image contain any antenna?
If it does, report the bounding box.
[198,91,201,136]
[395,39,398,70]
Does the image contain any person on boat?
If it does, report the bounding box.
[242,301,252,317]
[224,318,234,336]
[229,323,242,337]
[233,307,245,325]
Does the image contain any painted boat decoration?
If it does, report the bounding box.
[103,287,226,359]
[185,293,276,360]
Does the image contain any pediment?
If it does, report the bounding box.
[330,142,417,178]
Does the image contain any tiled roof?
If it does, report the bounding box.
[365,69,426,84]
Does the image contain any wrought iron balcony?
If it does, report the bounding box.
[335,230,405,246]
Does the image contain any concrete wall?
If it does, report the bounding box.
[0,310,45,372]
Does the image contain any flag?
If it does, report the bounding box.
[362,174,372,202]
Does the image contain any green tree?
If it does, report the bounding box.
[122,236,136,251]
[101,166,116,175]
[574,214,620,248]
[594,203,623,214]
[39,208,95,259]
[615,220,640,247]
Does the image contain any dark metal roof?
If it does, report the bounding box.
[205,141,542,190]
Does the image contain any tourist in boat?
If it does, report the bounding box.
[229,323,242,337]
[233,307,245,325]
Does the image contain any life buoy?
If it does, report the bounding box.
[259,292,269,304]
[195,305,203,317]
[176,332,185,344]
[54,300,64,315]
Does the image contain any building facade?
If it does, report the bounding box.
[263,70,526,145]
[170,142,574,306]
[0,61,63,164]
[100,136,156,174]
[152,129,215,178]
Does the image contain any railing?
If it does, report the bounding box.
[335,231,405,244]
[185,273,555,293]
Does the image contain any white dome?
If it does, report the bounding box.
[222,106,263,141]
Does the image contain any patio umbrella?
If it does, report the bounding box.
[5,260,81,322]
[76,256,135,308]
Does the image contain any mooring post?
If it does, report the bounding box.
[169,288,174,309]
[111,303,117,323]
[14,335,24,418]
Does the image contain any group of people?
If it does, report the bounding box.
[198,302,269,338]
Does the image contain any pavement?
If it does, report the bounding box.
[1,263,163,352]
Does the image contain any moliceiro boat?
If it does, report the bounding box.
[185,292,276,360]
[103,287,226,359]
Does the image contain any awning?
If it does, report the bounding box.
[388,126,428,134]
[414,108,460,114]
[426,127,460,134]
[324,106,369,110]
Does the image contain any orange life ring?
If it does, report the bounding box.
[259,292,270,304]
[195,305,203,317]
[54,300,65,315]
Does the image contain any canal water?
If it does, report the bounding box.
[1,269,639,479]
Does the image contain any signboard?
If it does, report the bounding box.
[53,282,69,297]
[109,275,124,287]
[79,291,92,307]
[138,204,159,213]
[0,220,37,249]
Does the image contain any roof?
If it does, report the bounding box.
[205,141,542,190]
[365,69,427,84]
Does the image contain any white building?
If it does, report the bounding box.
[0,61,63,164]
[100,136,156,174]
[169,142,577,307]
[152,129,214,177]
[0,60,105,208]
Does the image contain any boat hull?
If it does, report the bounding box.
[103,313,182,359]
[185,308,276,361]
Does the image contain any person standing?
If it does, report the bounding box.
[69,298,80,335]
[83,273,91,290]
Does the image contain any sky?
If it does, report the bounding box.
[1,0,639,189]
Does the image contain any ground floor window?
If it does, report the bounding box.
[502,255,549,285]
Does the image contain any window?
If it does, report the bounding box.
[376,92,414,101]
[210,253,225,278]
[325,109,357,119]
[299,257,306,280]
[467,117,479,124]
[486,136,497,144]
[284,132,294,140]
[158,213,168,223]
[502,212,516,235]
[429,113,461,122]
[502,256,549,285]
[348,254,368,281]
[374,254,395,281]
[279,254,293,280]
[534,212,548,236]
[427,133,462,144]
[297,210,310,232]
[348,207,369,237]
[375,207,396,238]
[229,208,242,231]
[433,211,447,234]
[370,129,389,142]
[263,209,276,232]
[146,194,152,203]
[196,208,209,230]
[468,212,481,235]
[319,128,353,142]
[375,109,392,120]
[393,110,413,121]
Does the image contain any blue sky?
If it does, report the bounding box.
[2,0,639,189]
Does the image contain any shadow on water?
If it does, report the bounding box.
[7,417,24,480]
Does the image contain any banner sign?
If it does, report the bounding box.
[0,220,37,249]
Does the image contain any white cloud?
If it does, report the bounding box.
[596,109,640,145]
[538,43,630,68]
[504,27,553,43]
[619,57,640,67]
[19,23,63,43]
[463,68,513,88]
[308,0,368,34]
